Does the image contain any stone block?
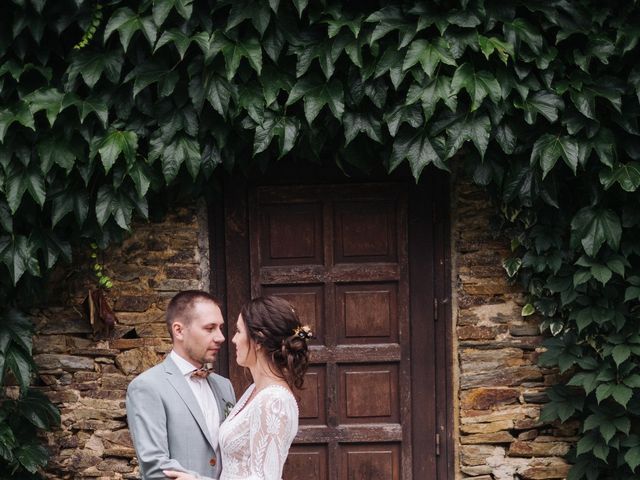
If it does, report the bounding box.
[517,429,539,441]
[461,419,513,434]
[109,338,165,350]
[115,347,160,375]
[461,465,493,476]
[457,325,506,340]
[164,265,200,279]
[115,309,166,326]
[115,295,155,312]
[97,458,133,473]
[510,323,540,336]
[518,458,571,479]
[461,366,542,389]
[34,354,94,372]
[461,388,520,410]
[460,431,515,444]
[148,278,201,291]
[460,445,503,465]
[508,440,571,457]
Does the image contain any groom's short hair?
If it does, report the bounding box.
[166,290,220,339]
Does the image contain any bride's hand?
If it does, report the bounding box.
[163,470,198,480]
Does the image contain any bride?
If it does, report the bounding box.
[165,296,312,480]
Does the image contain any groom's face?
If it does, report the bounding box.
[179,300,225,366]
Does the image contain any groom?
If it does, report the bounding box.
[126,290,236,480]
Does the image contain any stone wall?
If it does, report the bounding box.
[34,206,207,479]
[453,179,575,480]
[31,183,575,479]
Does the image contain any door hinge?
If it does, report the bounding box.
[435,433,441,456]
[434,298,439,321]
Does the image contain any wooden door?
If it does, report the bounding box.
[221,178,452,479]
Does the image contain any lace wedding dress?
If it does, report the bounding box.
[219,384,299,480]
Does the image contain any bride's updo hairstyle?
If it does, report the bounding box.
[241,296,311,389]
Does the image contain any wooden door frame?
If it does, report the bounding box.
[208,165,454,479]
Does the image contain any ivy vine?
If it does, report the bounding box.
[1,0,640,477]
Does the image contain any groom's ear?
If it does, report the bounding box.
[172,321,185,340]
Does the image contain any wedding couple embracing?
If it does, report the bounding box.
[126,291,312,480]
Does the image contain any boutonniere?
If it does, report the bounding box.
[223,400,235,418]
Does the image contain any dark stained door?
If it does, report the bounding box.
[221,178,452,480]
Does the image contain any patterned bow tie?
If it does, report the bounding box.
[190,365,214,379]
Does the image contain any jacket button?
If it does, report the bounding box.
[209,457,217,466]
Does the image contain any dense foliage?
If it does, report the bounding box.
[1,0,640,477]
[0,310,60,476]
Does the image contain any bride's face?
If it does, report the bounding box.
[232,314,256,367]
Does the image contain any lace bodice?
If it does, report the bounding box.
[219,384,298,480]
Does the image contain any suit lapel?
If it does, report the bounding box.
[207,376,226,423]
[163,357,217,450]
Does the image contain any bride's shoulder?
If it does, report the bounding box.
[261,384,294,396]
[256,384,297,405]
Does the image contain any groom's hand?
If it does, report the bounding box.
[163,470,199,480]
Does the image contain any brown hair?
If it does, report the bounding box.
[166,290,220,338]
[240,296,310,390]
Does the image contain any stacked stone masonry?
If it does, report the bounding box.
[31,182,574,479]
[34,207,205,479]
[454,180,575,480]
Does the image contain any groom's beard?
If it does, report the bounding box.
[185,343,218,366]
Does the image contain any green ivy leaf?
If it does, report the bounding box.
[155,29,193,59]
[343,112,383,145]
[104,8,157,51]
[612,345,631,366]
[162,134,201,182]
[389,128,446,179]
[530,134,578,177]
[66,51,123,88]
[576,432,599,456]
[97,130,138,173]
[5,164,46,212]
[451,63,501,111]
[287,76,344,124]
[517,91,564,125]
[220,36,263,79]
[406,75,456,121]
[478,34,514,64]
[152,0,174,27]
[95,185,133,230]
[293,0,309,17]
[504,18,543,55]
[79,95,109,127]
[37,137,76,175]
[625,447,640,472]
[189,74,235,117]
[15,442,49,474]
[571,207,622,257]
[402,38,456,76]
[127,161,152,197]
[384,104,422,137]
[25,88,68,126]
[611,384,633,407]
[600,163,640,192]
[445,115,491,159]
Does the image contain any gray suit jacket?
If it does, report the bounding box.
[126,356,236,480]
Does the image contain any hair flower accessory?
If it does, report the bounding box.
[293,325,313,340]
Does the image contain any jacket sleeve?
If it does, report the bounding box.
[126,378,215,480]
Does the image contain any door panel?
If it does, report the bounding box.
[222,179,450,479]
[253,184,410,479]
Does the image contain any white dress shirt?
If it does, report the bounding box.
[169,350,220,450]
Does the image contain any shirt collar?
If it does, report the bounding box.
[169,350,199,376]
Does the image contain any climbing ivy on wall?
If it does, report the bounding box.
[1,0,640,477]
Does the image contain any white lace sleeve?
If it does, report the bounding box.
[247,387,299,480]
